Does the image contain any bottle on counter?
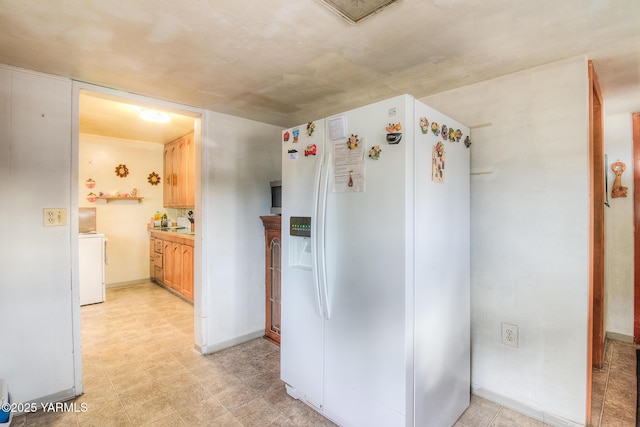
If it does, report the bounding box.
[153,211,162,227]
[161,213,168,228]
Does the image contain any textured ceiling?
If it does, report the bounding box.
[1,0,640,136]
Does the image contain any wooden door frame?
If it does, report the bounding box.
[633,113,640,342]
[587,59,605,424]
[589,60,605,369]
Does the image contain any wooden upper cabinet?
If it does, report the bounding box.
[183,134,195,207]
[163,144,173,205]
[163,132,194,208]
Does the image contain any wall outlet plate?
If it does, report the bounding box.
[43,208,67,226]
[501,322,518,348]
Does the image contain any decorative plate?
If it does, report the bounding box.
[115,164,129,178]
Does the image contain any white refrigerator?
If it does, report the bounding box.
[79,233,106,306]
[281,94,470,427]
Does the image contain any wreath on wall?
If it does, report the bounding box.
[115,164,129,178]
[147,172,161,186]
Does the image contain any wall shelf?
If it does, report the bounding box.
[97,196,144,203]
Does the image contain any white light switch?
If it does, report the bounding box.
[43,208,67,226]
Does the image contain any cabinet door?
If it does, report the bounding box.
[267,235,281,341]
[173,139,183,206]
[183,133,195,207]
[171,242,182,291]
[163,144,173,207]
[163,240,174,287]
[181,244,194,300]
[149,237,155,278]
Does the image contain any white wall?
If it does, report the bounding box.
[603,113,634,338]
[0,67,76,403]
[422,56,590,426]
[79,134,165,285]
[198,111,282,352]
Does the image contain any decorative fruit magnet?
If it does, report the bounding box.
[386,123,402,133]
[419,117,429,134]
[115,164,129,178]
[283,131,291,142]
[369,145,382,160]
[347,134,359,150]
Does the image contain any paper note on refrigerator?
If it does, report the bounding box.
[333,137,365,192]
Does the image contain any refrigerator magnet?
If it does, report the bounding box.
[385,122,401,133]
[347,134,359,150]
[386,133,402,144]
[307,121,316,136]
[288,149,299,160]
[431,122,440,136]
[368,145,381,160]
[304,144,317,156]
[419,117,429,134]
[292,128,300,143]
[432,142,446,184]
[283,131,291,143]
[455,129,463,142]
[464,136,471,148]
[449,128,456,142]
[441,125,448,141]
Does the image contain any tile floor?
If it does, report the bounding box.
[10,282,638,426]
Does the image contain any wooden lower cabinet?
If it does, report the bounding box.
[150,230,194,302]
[181,245,194,299]
[261,216,281,344]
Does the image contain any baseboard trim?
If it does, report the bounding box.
[605,331,634,343]
[471,386,583,427]
[197,330,264,355]
[105,279,149,288]
[12,388,77,416]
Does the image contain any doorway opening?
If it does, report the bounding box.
[72,85,203,394]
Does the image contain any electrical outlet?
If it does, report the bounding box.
[501,322,518,348]
[43,208,67,226]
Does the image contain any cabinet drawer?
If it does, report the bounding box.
[154,239,163,254]
[154,253,163,267]
[154,266,163,281]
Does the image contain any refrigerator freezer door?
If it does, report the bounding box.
[79,233,105,306]
[281,121,326,409]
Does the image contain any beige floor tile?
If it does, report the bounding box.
[73,282,636,427]
[490,407,544,427]
[175,395,230,426]
[76,408,131,427]
[230,397,283,427]
[454,395,500,427]
[123,395,176,426]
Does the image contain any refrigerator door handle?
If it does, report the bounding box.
[311,155,325,319]
[316,152,331,319]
